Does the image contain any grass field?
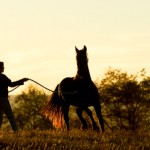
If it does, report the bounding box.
[0,129,150,150]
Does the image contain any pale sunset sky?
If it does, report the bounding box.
[1,0,150,94]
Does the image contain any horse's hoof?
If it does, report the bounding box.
[81,125,88,130]
[93,125,100,131]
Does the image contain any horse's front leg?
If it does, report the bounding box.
[63,104,70,130]
[84,107,99,131]
[76,107,88,130]
[94,104,105,132]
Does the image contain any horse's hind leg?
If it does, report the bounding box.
[94,104,105,132]
[63,104,70,130]
[76,107,88,130]
[84,108,99,131]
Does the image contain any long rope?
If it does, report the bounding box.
[9,78,77,94]
[9,85,20,92]
[29,79,77,94]
[29,78,55,92]
[8,78,57,93]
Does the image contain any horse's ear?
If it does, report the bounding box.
[83,45,87,51]
[75,46,79,53]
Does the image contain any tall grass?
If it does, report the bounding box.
[0,129,149,150]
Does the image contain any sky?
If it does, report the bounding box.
[1,0,150,94]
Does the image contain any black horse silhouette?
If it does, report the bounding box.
[42,46,104,132]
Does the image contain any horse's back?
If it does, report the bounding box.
[59,77,75,92]
[59,77,99,107]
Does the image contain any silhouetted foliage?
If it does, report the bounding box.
[13,85,53,130]
[97,68,150,130]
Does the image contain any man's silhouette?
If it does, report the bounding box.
[0,61,28,132]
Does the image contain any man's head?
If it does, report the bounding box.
[0,62,4,73]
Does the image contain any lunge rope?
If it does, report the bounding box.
[9,78,54,93]
[9,78,77,94]
[28,78,55,92]
[9,85,20,92]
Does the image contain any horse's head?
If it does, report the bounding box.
[74,46,90,79]
[75,45,88,65]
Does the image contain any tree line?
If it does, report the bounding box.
[1,68,150,131]
[97,67,150,130]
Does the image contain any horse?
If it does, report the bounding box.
[42,46,104,132]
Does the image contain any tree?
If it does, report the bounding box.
[97,68,150,130]
[13,85,53,130]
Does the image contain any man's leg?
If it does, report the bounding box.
[3,99,18,132]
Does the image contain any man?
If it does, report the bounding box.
[0,61,28,132]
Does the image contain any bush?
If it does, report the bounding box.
[97,68,150,130]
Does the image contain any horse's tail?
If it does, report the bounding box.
[41,84,65,128]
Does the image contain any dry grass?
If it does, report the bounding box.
[0,129,149,150]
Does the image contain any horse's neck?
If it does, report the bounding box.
[74,65,92,81]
